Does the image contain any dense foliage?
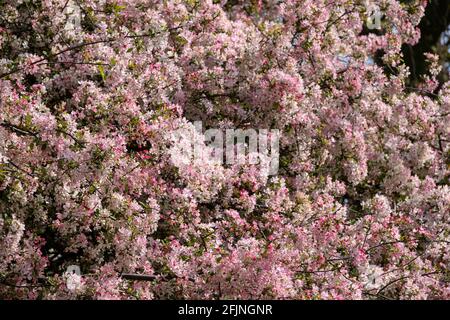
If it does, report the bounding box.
[0,0,449,299]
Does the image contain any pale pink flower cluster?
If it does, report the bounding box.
[0,0,449,300]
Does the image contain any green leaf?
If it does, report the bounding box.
[24,114,33,129]
[97,65,106,81]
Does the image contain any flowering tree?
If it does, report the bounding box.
[0,0,449,300]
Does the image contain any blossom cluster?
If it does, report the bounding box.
[0,0,449,299]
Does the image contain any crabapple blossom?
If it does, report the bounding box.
[0,0,449,300]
